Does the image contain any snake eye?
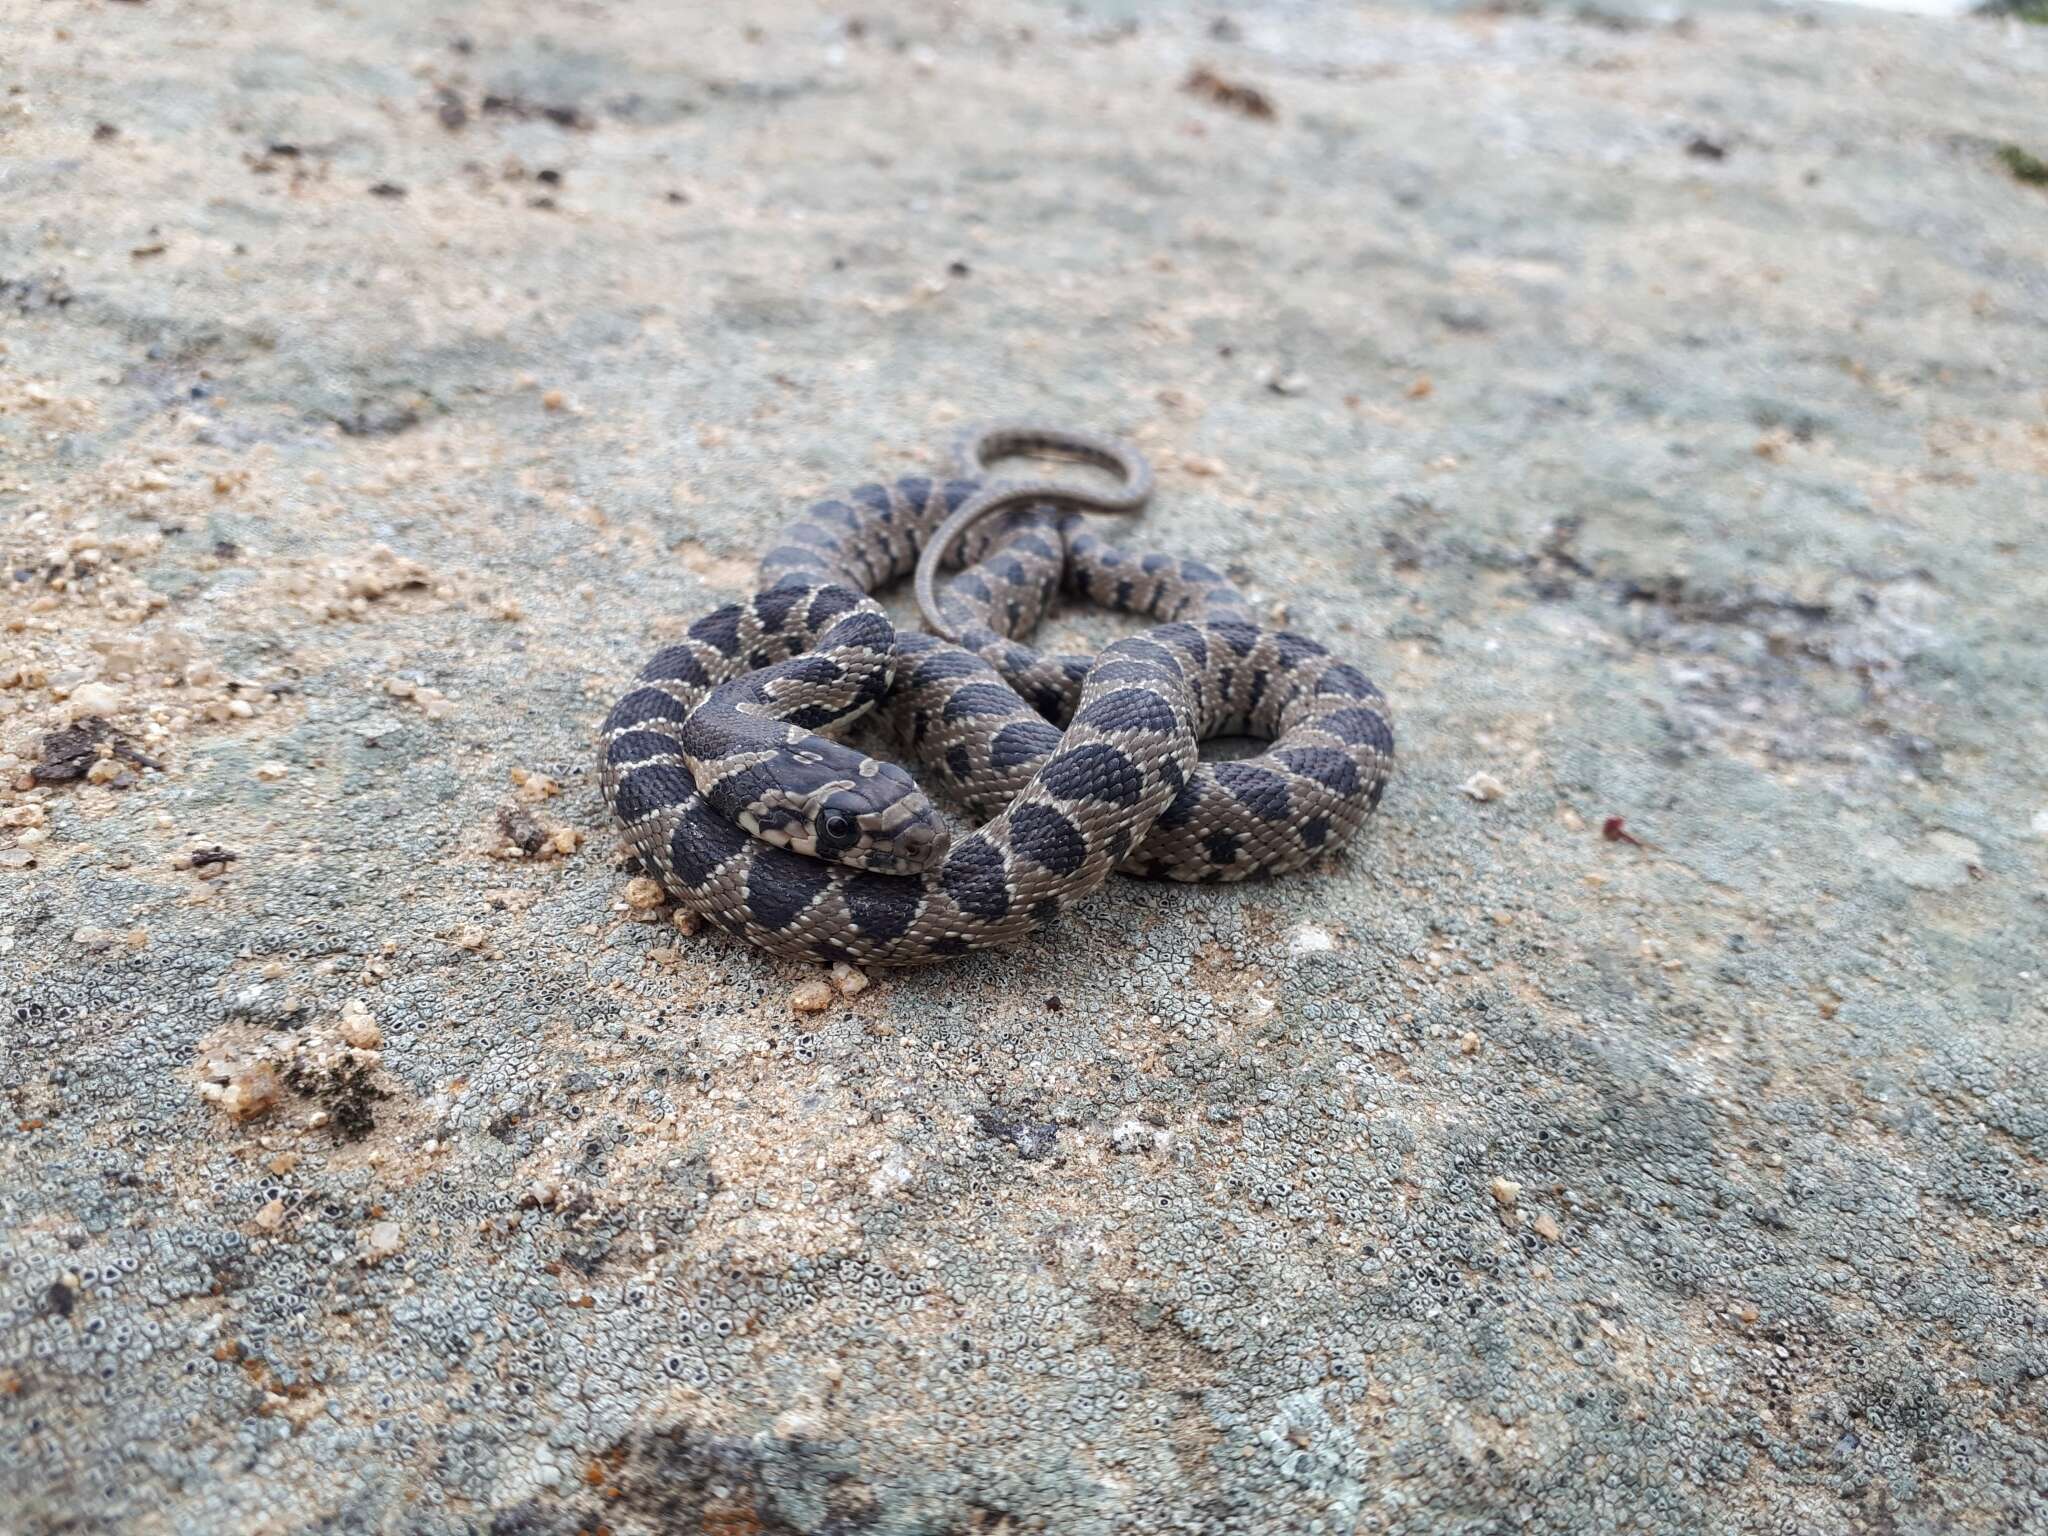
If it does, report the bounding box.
[819,811,857,849]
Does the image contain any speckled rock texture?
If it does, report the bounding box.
[3,2,2045,1533]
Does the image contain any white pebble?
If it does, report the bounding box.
[1461,772,1506,802]
[65,681,122,721]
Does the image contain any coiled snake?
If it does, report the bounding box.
[598,425,1395,966]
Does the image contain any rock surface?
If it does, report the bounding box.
[3,2,2045,1533]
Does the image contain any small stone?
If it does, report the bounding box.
[339,998,382,1050]
[1489,1176,1521,1210]
[254,761,289,782]
[85,757,123,785]
[363,1221,403,1263]
[671,908,702,936]
[541,390,567,411]
[790,979,835,1015]
[1459,1031,1481,1055]
[1461,772,1506,802]
[829,961,869,998]
[1531,1211,1561,1242]
[65,681,122,721]
[1287,923,1336,955]
[623,876,665,910]
[202,1059,282,1122]
[254,1199,285,1232]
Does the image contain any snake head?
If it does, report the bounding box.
[731,752,951,876]
[807,779,951,875]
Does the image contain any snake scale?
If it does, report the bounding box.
[598,424,1395,967]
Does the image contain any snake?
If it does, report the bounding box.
[597,424,1395,967]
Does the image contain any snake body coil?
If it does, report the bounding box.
[598,426,1394,966]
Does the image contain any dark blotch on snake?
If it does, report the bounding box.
[911,649,981,688]
[1276,746,1362,795]
[946,745,972,782]
[1156,778,1203,830]
[1209,619,1260,658]
[844,871,920,941]
[781,654,846,687]
[1299,816,1329,848]
[1113,636,1180,672]
[606,686,691,732]
[667,800,751,887]
[1317,663,1382,701]
[1075,688,1179,736]
[1151,623,1207,667]
[784,703,844,730]
[942,835,1013,921]
[611,763,694,826]
[1041,743,1143,806]
[1322,706,1395,753]
[754,584,804,632]
[943,683,1022,722]
[744,846,833,930]
[1213,761,1292,822]
[1271,632,1329,668]
[641,644,711,687]
[688,606,744,657]
[1203,830,1242,867]
[991,720,1061,771]
[605,729,682,768]
[1008,804,1088,877]
[806,584,864,625]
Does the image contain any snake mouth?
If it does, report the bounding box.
[892,819,951,874]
